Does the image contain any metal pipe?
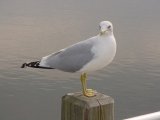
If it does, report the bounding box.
[124,111,160,120]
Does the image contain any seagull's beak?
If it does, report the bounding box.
[100,27,107,34]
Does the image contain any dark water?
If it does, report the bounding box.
[0,0,160,119]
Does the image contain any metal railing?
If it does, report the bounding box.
[124,111,160,120]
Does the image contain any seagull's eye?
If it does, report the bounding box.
[108,25,111,29]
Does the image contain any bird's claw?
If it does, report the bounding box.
[84,89,96,97]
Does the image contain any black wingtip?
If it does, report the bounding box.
[21,61,53,69]
[21,63,27,68]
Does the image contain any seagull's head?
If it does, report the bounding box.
[99,21,113,35]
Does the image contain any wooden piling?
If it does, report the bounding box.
[61,92,114,120]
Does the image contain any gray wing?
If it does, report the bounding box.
[40,37,96,72]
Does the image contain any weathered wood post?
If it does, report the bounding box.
[61,92,114,120]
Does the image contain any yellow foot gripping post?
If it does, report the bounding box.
[80,73,96,97]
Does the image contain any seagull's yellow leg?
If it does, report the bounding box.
[80,73,95,97]
[80,74,86,95]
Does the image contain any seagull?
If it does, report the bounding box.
[21,21,117,97]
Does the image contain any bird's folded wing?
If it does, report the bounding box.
[39,38,96,72]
